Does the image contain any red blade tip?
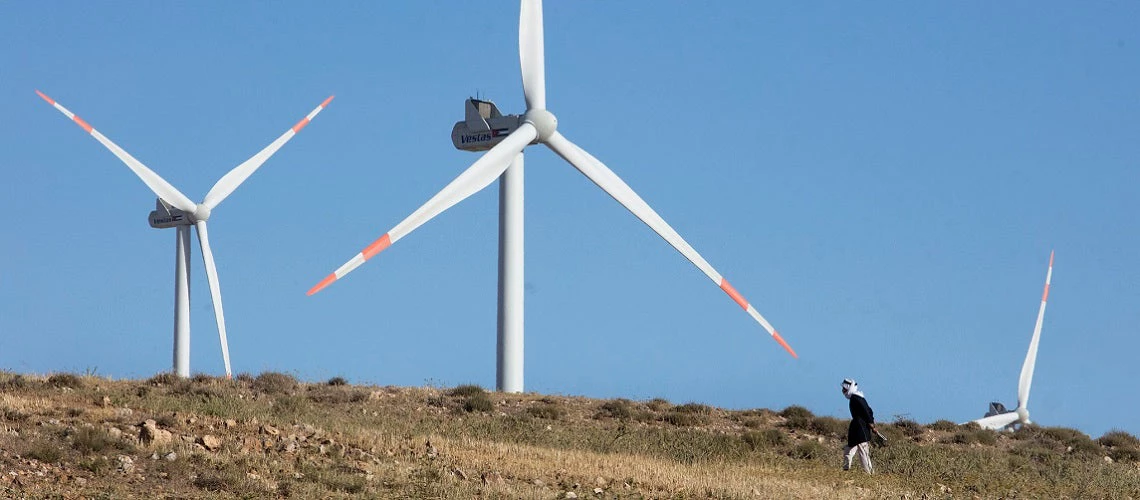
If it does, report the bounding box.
[321,95,335,108]
[35,90,55,105]
[772,331,798,359]
[307,274,336,296]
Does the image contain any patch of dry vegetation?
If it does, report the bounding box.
[0,371,1136,499]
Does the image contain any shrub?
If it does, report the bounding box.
[810,416,848,438]
[742,418,764,429]
[742,429,787,450]
[664,412,707,427]
[72,427,113,454]
[787,440,827,460]
[1,373,28,390]
[463,393,493,413]
[25,441,63,463]
[327,376,349,386]
[674,403,712,415]
[893,418,925,437]
[190,373,217,384]
[526,402,566,420]
[1098,430,1140,449]
[1109,447,1140,463]
[79,456,111,475]
[780,405,814,431]
[646,398,671,412]
[148,372,181,386]
[156,413,180,429]
[1041,426,1089,444]
[597,399,634,420]
[47,373,83,389]
[928,419,958,432]
[235,373,254,383]
[252,372,298,395]
[448,384,485,398]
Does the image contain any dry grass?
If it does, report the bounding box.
[0,372,1137,499]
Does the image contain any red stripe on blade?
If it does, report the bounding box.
[1042,283,1050,302]
[35,90,55,105]
[362,234,392,260]
[73,116,93,133]
[1049,251,1054,268]
[720,279,749,310]
[772,331,798,359]
[307,274,337,296]
[292,117,310,133]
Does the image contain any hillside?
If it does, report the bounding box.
[0,371,1137,499]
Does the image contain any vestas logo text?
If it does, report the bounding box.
[461,133,492,144]
[152,215,183,225]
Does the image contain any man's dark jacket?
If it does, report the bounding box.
[847,394,874,447]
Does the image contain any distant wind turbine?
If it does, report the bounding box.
[37,90,333,378]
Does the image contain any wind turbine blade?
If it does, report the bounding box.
[519,0,546,110]
[203,96,335,210]
[1017,250,1053,410]
[35,90,197,212]
[307,124,539,296]
[543,131,796,358]
[195,221,232,379]
[972,412,1020,431]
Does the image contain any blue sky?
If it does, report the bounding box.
[2,2,1137,438]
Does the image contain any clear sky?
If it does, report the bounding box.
[2,2,1137,438]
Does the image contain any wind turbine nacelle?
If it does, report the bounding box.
[149,199,194,228]
[451,98,524,152]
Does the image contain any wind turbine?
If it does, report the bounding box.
[307,0,797,392]
[36,90,333,378]
[971,251,1054,430]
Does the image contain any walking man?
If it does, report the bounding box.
[841,378,876,473]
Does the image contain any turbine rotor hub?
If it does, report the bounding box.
[192,204,212,222]
[523,109,557,142]
[1016,407,1030,424]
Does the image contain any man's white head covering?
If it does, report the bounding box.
[842,378,863,399]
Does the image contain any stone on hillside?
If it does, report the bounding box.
[594,488,604,495]
[164,452,177,461]
[199,435,222,451]
[260,424,279,436]
[533,479,545,487]
[100,396,112,408]
[116,455,134,474]
[139,420,172,446]
[224,419,237,429]
[565,492,578,499]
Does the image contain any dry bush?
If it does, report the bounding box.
[252,372,298,395]
[25,439,63,463]
[742,429,787,450]
[72,427,132,454]
[663,411,708,427]
[327,376,349,386]
[526,402,566,420]
[596,398,633,420]
[787,440,827,460]
[928,419,958,432]
[645,397,671,412]
[448,384,485,398]
[148,372,181,386]
[1109,447,1140,463]
[462,393,493,413]
[779,405,814,431]
[47,373,83,389]
[893,418,925,437]
[307,386,368,404]
[809,416,848,438]
[674,403,712,415]
[1098,430,1140,449]
[0,372,29,390]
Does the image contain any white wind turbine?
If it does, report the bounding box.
[37,90,333,379]
[971,251,1054,430]
[307,0,797,392]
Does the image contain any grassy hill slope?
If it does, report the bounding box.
[0,371,1137,499]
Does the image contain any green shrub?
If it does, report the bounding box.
[787,440,827,460]
[47,373,83,389]
[674,403,712,415]
[252,372,298,395]
[646,398,671,412]
[928,419,958,432]
[780,406,814,431]
[463,393,493,413]
[25,441,63,463]
[79,456,111,475]
[742,418,764,429]
[893,418,925,437]
[1109,447,1140,463]
[526,402,566,420]
[810,416,848,438]
[72,427,115,454]
[1041,426,1089,444]
[327,376,349,386]
[742,429,787,450]
[1098,430,1140,449]
[597,399,633,420]
[448,384,485,398]
[664,412,707,427]
[148,372,181,386]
